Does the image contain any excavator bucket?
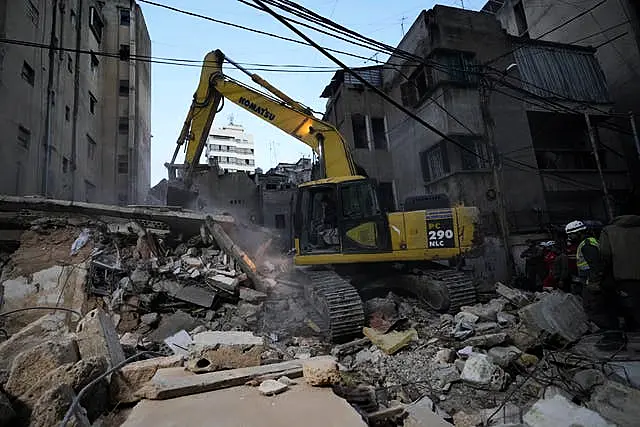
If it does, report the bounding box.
[166,183,199,209]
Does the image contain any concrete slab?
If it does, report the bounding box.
[122,383,367,427]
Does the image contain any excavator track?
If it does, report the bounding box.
[416,270,477,313]
[303,269,365,342]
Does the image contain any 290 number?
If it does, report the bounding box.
[428,229,454,240]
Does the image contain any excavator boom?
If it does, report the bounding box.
[167,50,359,206]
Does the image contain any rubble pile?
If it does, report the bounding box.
[0,204,639,426]
[331,286,640,426]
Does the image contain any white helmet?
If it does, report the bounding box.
[565,220,587,234]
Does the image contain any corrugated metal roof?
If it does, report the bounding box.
[514,45,609,103]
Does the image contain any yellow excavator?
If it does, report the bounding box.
[167,50,481,340]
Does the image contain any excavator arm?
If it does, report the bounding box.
[167,50,360,205]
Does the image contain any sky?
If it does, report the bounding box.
[140,0,488,186]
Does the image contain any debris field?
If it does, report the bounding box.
[0,197,638,427]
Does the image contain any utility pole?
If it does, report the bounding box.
[480,80,513,274]
[584,112,615,221]
[629,111,640,162]
[401,17,406,37]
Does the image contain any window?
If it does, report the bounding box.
[89,7,104,43]
[89,92,97,114]
[437,51,477,83]
[119,44,130,61]
[400,67,432,108]
[514,1,529,37]
[120,9,131,26]
[245,159,250,165]
[90,52,99,71]
[341,182,380,219]
[65,106,70,121]
[87,135,96,160]
[17,125,31,148]
[84,180,95,202]
[275,214,286,229]
[371,117,387,150]
[67,54,73,73]
[458,137,490,170]
[70,9,76,28]
[26,0,39,26]
[62,157,69,173]
[118,155,128,174]
[117,193,127,206]
[420,142,450,182]
[21,61,35,86]
[351,113,368,149]
[378,182,395,212]
[118,117,129,134]
[119,80,129,96]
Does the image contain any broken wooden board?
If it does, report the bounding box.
[137,359,312,400]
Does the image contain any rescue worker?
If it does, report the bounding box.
[566,220,623,350]
[600,215,640,331]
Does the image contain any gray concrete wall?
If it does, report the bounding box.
[193,170,260,222]
[261,189,295,246]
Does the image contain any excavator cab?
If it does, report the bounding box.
[294,177,392,256]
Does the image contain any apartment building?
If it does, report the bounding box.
[205,124,256,173]
[321,66,397,212]
[381,6,630,229]
[0,0,151,204]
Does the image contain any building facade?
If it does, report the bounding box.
[205,124,256,173]
[487,0,640,204]
[380,6,630,233]
[0,0,151,205]
[264,157,312,187]
[321,67,397,212]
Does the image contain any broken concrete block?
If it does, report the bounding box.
[277,376,297,386]
[76,308,125,371]
[0,314,68,370]
[0,391,16,426]
[164,330,193,356]
[518,292,588,343]
[524,394,614,427]
[138,359,305,400]
[497,311,517,327]
[363,327,417,355]
[130,268,150,289]
[239,286,268,303]
[149,311,200,342]
[174,286,216,308]
[181,255,203,268]
[29,383,90,427]
[404,396,453,427]
[5,337,79,397]
[140,312,160,326]
[19,357,107,414]
[258,379,289,396]
[462,332,507,348]
[573,369,606,393]
[208,274,239,293]
[488,346,522,368]
[303,357,340,386]
[460,354,508,391]
[495,283,532,308]
[187,345,263,373]
[454,311,479,325]
[508,324,541,352]
[460,299,505,322]
[354,348,382,366]
[453,410,483,427]
[110,355,184,404]
[590,380,640,427]
[186,331,265,373]
[432,365,460,389]
[434,348,456,364]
